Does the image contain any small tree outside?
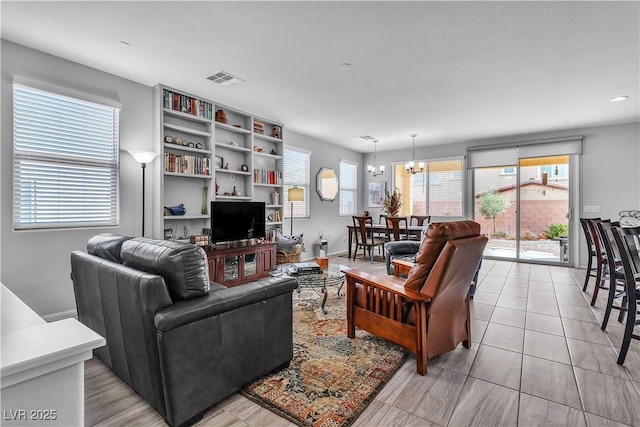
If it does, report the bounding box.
[478,188,511,238]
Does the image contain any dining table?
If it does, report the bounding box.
[346,221,426,260]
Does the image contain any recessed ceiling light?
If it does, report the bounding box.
[207,70,244,87]
[338,63,353,71]
[610,96,629,102]
[118,41,130,47]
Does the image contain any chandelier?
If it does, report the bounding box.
[405,133,424,174]
[367,140,385,176]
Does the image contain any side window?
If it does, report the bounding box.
[13,84,120,230]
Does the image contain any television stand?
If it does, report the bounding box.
[204,242,276,287]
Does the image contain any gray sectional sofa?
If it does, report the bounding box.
[70,234,298,426]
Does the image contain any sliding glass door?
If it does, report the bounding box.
[518,156,570,263]
[473,156,571,264]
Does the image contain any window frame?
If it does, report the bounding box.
[283,146,310,219]
[339,160,358,216]
[391,156,465,219]
[12,82,121,231]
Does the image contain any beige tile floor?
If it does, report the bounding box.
[85,256,640,426]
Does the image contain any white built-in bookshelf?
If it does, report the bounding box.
[153,84,284,240]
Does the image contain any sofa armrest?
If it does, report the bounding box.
[384,240,420,255]
[154,276,298,332]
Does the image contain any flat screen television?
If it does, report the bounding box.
[210,201,266,243]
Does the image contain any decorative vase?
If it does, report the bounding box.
[201,184,208,215]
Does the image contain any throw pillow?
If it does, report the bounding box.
[276,233,304,253]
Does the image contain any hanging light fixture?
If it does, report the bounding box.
[405,134,425,174]
[367,140,385,176]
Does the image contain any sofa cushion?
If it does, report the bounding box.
[87,233,132,263]
[121,238,210,301]
[403,221,481,291]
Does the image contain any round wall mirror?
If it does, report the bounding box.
[316,167,339,201]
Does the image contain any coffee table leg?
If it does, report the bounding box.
[321,285,328,314]
[336,279,345,298]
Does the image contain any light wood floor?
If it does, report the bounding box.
[85,254,640,426]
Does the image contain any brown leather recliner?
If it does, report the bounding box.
[343,220,487,375]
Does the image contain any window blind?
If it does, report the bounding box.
[466,136,583,169]
[283,147,310,219]
[339,160,357,216]
[428,159,463,216]
[393,157,464,218]
[13,84,120,230]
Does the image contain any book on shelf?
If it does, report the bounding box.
[163,89,213,120]
[287,262,322,276]
[164,153,211,175]
[253,169,282,185]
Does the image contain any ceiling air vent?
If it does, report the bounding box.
[358,135,376,141]
[207,70,244,87]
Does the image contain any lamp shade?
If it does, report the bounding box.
[128,150,159,165]
[288,187,304,202]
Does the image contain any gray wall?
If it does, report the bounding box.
[364,122,640,267]
[2,40,638,318]
[0,40,364,318]
[282,130,363,260]
[1,40,155,319]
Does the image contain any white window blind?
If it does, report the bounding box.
[339,160,357,216]
[428,159,463,217]
[283,147,310,219]
[13,84,120,230]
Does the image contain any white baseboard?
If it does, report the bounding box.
[42,308,77,322]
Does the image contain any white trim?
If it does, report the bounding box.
[42,309,78,322]
[13,76,122,109]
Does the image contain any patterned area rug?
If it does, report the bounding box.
[241,290,409,426]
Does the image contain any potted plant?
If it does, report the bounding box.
[382,187,403,216]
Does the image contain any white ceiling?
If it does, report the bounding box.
[1,1,638,153]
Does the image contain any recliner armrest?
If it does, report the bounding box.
[154,276,298,332]
[343,268,432,302]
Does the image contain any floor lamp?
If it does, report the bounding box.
[288,186,304,235]
[128,150,159,237]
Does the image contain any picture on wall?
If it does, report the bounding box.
[368,182,386,207]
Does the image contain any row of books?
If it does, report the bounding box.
[165,153,211,175]
[163,89,213,120]
[265,229,279,243]
[253,169,282,185]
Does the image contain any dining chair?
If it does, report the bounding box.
[596,221,627,330]
[352,215,386,262]
[610,225,640,365]
[580,217,600,292]
[410,215,430,226]
[587,218,611,306]
[386,216,410,241]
